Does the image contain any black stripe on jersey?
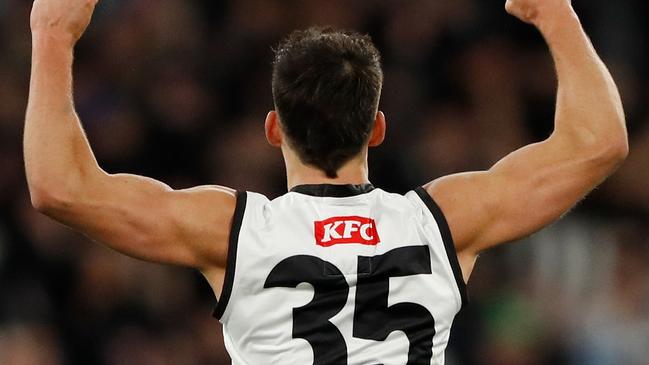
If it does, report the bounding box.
[213,191,248,320]
[290,183,375,197]
[414,187,468,309]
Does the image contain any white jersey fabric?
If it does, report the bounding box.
[214,184,467,365]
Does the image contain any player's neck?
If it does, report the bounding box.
[285,154,370,190]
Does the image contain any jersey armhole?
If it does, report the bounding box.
[414,187,468,309]
[213,191,248,320]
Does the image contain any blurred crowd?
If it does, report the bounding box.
[1,0,648,364]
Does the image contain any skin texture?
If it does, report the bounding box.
[427,0,628,280]
[25,0,627,301]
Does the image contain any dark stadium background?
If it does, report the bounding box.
[1,0,648,364]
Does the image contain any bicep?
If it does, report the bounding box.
[51,172,237,269]
[427,134,614,255]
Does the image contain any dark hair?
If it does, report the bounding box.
[272,27,383,178]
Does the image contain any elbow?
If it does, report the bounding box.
[29,182,75,215]
[566,116,629,168]
[590,131,629,170]
[612,138,629,163]
[599,110,629,165]
[30,189,55,214]
[27,167,94,214]
[602,130,629,165]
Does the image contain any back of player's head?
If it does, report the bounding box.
[272,27,383,178]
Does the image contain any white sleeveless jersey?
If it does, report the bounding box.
[213,184,467,365]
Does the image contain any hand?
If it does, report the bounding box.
[505,0,574,27]
[30,0,99,45]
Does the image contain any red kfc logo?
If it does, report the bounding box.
[314,216,380,247]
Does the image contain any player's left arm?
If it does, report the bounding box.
[423,0,628,280]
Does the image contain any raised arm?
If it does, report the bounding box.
[424,0,628,279]
[25,0,236,276]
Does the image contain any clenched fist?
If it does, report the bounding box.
[505,0,574,27]
[31,0,99,45]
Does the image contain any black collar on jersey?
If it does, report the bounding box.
[290,183,375,197]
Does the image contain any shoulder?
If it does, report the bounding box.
[232,190,274,229]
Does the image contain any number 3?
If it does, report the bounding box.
[264,246,435,365]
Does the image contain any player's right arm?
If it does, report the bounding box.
[422,0,628,279]
[25,0,236,276]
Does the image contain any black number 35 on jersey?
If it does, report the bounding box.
[264,246,436,365]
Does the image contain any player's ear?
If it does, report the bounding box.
[368,111,386,147]
[265,111,282,147]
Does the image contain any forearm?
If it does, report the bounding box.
[25,33,99,207]
[539,9,627,155]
